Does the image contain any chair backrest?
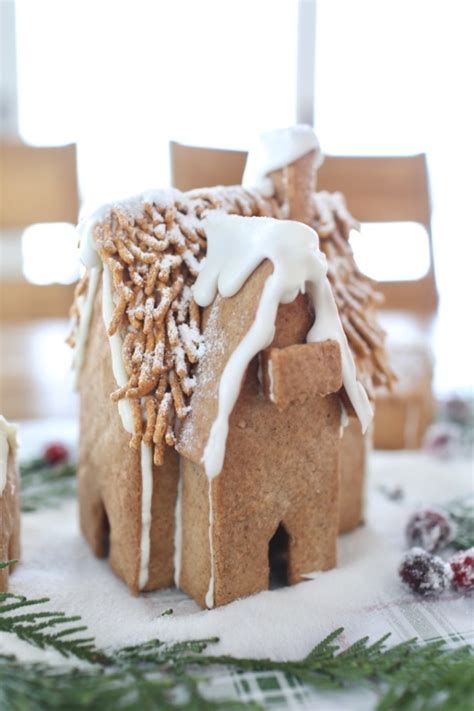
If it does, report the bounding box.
[170,141,248,193]
[169,142,437,315]
[0,142,79,227]
[0,141,79,319]
[318,154,437,314]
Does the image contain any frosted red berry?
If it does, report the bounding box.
[449,548,474,590]
[43,442,69,465]
[399,548,452,596]
[405,509,454,553]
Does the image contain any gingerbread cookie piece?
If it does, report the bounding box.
[70,126,392,609]
[177,264,343,608]
[0,416,20,592]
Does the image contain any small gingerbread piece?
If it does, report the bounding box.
[0,416,20,592]
[261,340,342,410]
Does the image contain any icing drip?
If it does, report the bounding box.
[0,416,18,495]
[267,360,275,403]
[205,479,215,608]
[73,266,102,387]
[138,442,153,590]
[102,262,151,590]
[101,265,134,433]
[339,401,350,438]
[72,221,155,591]
[242,125,322,195]
[173,465,184,588]
[194,213,373,480]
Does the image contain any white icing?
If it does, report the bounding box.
[339,400,349,438]
[173,465,184,588]
[138,442,153,590]
[101,265,134,434]
[0,416,18,496]
[242,125,322,196]
[267,360,275,403]
[102,263,151,591]
[194,213,373,480]
[73,266,102,387]
[205,479,215,608]
[75,191,184,593]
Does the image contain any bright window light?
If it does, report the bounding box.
[15,0,297,204]
[349,222,431,282]
[22,223,79,285]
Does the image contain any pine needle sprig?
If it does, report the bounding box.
[190,631,474,709]
[20,460,77,512]
[1,567,472,709]
[446,495,474,550]
[1,615,473,710]
[0,590,105,664]
[0,560,16,570]
[0,656,262,711]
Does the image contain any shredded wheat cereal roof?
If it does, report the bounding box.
[70,184,393,463]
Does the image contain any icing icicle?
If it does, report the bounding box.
[193,213,373,480]
[73,266,101,386]
[0,416,18,496]
[75,222,156,591]
[138,442,153,590]
[242,125,322,195]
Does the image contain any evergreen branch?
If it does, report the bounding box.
[190,633,474,709]
[0,654,259,711]
[1,591,473,711]
[446,495,474,550]
[0,591,105,664]
[0,560,16,570]
[20,461,77,512]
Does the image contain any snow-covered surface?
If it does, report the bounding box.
[1,418,473,666]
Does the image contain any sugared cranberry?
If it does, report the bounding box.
[449,548,474,590]
[406,509,454,553]
[399,548,452,596]
[43,442,69,465]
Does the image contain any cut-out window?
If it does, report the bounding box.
[349,222,431,282]
[268,523,289,590]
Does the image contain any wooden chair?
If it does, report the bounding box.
[170,141,247,194]
[170,142,437,314]
[318,155,438,447]
[317,155,437,314]
[0,141,79,320]
[0,142,80,420]
[170,140,437,448]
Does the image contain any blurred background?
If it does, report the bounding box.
[0,0,473,444]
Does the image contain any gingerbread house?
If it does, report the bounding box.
[70,127,392,607]
[0,416,20,592]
